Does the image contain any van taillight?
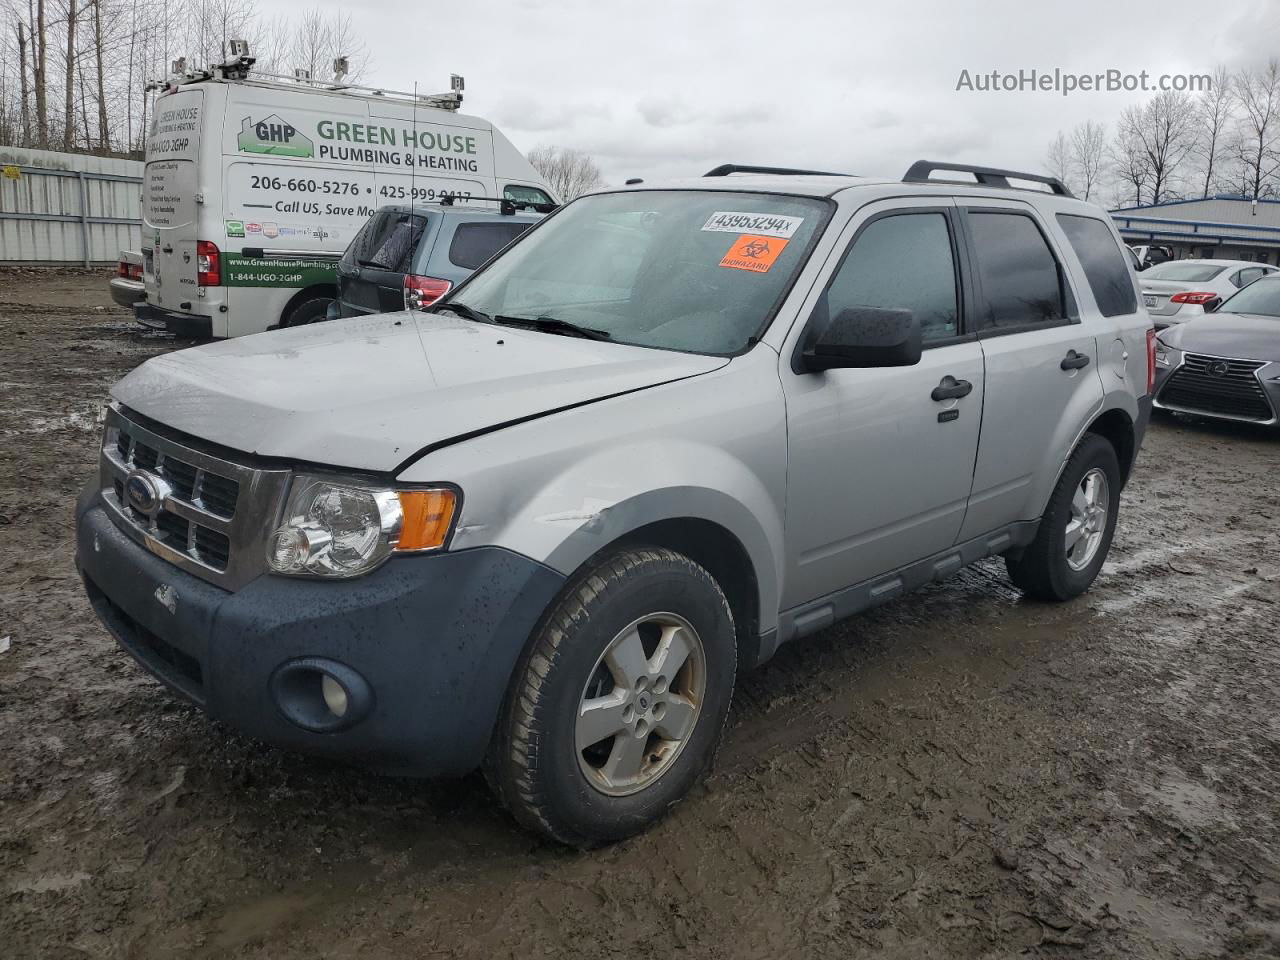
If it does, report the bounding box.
[197,241,221,286]
[1145,328,1157,395]
[403,275,451,311]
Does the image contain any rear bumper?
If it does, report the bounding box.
[109,277,144,308]
[134,302,213,339]
[76,488,565,777]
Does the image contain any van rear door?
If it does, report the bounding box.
[143,89,204,312]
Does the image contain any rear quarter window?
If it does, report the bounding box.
[342,209,429,272]
[448,221,535,270]
[1055,214,1138,317]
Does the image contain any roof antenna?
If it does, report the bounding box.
[410,81,419,217]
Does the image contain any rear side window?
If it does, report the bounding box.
[448,221,534,270]
[342,209,428,272]
[967,212,1064,330]
[823,212,960,344]
[1056,214,1137,317]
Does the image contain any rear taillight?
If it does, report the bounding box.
[1169,291,1217,304]
[1145,328,1157,395]
[116,261,129,278]
[197,240,221,286]
[403,275,451,311]
[128,263,142,281]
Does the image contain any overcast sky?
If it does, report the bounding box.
[259,0,1279,190]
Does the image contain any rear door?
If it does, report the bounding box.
[337,208,431,315]
[956,202,1104,540]
[143,89,204,311]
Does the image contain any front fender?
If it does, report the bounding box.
[398,352,788,635]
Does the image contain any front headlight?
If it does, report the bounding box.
[267,475,457,579]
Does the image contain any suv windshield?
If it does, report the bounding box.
[1218,276,1280,317]
[1143,262,1226,283]
[448,190,830,354]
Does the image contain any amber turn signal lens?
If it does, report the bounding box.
[395,490,457,551]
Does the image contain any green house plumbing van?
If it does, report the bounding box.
[137,52,554,338]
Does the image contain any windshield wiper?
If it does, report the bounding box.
[493,315,612,341]
[429,301,491,324]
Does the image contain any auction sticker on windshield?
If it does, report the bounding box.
[720,234,789,273]
[702,212,803,238]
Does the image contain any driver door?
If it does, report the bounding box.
[781,199,984,609]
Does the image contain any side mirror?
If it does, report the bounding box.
[1203,297,1220,313]
[801,306,922,371]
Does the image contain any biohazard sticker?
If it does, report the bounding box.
[720,234,789,273]
[702,211,803,238]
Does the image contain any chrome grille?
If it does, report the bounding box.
[1158,353,1274,423]
[99,407,291,590]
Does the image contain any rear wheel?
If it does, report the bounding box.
[487,547,736,847]
[281,295,333,327]
[1006,433,1121,601]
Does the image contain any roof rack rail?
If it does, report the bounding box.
[704,163,853,178]
[437,195,559,215]
[902,160,1074,198]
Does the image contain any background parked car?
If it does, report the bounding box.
[333,200,549,318]
[1153,274,1280,426]
[108,250,144,308]
[1138,258,1279,327]
[1128,244,1174,270]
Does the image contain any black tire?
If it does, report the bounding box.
[281,296,333,327]
[1006,432,1122,601]
[487,547,736,847]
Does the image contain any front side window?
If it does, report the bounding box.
[967,212,1065,330]
[451,190,830,354]
[821,212,960,344]
[504,184,554,206]
[1056,214,1138,318]
[446,221,535,271]
[1143,262,1227,283]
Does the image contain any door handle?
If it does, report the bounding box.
[161,244,173,254]
[1061,350,1091,370]
[931,375,974,401]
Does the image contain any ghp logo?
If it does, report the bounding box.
[237,115,314,158]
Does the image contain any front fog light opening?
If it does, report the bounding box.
[270,659,373,733]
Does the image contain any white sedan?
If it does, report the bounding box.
[1139,259,1279,327]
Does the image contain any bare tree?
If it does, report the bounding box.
[1228,59,1280,200]
[61,0,75,149]
[16,20,30,144]
[1071,120,1107,201]
[1111,118,1150,207]
[527,145,605,201]
[1191,66,1233,198]
[1117,91,1198,204]
[1045,130,1072,190]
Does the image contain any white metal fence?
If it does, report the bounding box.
[0,147,143,265]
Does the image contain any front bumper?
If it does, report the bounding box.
[134,302,213,338]
[76,488,565,777]
[109,277,144,308]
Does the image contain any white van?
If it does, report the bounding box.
[138,57,554,338]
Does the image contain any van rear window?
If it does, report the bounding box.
[448,221,534,270]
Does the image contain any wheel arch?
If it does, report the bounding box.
[1086,406,1137,485]
[278,283,338,326]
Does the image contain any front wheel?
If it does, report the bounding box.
[1006,433,1122,601]
[487,547,736,847]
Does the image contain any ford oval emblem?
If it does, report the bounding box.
[124,469,164,516]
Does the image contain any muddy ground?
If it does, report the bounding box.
[1,270,1278,959]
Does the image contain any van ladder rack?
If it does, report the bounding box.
[704,164,853,177]
[902,160,1074,198]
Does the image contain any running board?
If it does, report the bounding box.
[767,520,1040,657]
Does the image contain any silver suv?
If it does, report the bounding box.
[76,161,1154,846]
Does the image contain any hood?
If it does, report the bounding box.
[1158,312,1280,362]
[113,311,728,473]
